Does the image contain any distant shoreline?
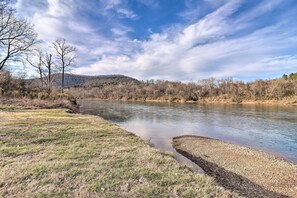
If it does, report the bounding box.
[78,97,297,106]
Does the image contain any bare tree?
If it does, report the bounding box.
[0,0,38,70]
[42,53,55,94]
[26,49,45,86]
[52,39,76,93]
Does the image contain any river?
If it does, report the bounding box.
[78,99,297,166]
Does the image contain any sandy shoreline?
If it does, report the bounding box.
[172,135,297,198]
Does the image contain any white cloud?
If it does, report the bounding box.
[16,0,109,63]
[111,27,132,36]
[47,0,71,17]
[100,0,138,19]
[116,8,137,19]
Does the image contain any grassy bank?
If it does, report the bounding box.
[173,136,297,198]
[0,107,235,197]
[0,97,78,112]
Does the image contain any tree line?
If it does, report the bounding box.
[67,76,297,102]
[282,72,297,80]
[0,0,76,96]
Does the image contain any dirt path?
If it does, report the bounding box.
[172,135,297,198]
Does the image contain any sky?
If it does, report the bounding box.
[14,0,297,81]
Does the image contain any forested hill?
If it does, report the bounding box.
[51,73,139,87]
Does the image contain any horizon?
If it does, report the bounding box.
[14,0,297,81]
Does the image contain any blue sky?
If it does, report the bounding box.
[14,0,297,81]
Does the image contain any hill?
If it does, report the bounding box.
[54,73,139,87]
[30,73,139,88]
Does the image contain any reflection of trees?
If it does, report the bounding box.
[79,101,134,122]
[98,109,133,122]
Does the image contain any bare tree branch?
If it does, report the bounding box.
[52,38,76,93]
[25,49,45,86]
[0,0,38,70]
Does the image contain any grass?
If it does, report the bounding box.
[0,107,234,197]
[0,97,78,112]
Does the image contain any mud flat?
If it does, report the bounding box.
[173,135,297,198]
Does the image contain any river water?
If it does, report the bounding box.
[78,99,297,165]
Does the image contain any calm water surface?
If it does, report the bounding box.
[78,100,297,165]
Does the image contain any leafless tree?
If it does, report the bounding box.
[0,0,38,70]
[42,53,55,94]
[52,39,76,93]
[26,49,45,86]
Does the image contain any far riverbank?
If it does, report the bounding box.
[77,97,297,106]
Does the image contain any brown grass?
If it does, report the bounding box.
[0,97,78,112]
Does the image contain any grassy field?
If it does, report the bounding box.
[0,107,235,197]
[173,136,297,198]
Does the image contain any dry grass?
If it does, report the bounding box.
[173,136,297,198]
[0,98,78,112]
[0,107,235,197]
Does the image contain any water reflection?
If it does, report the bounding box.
[78,99,297,163]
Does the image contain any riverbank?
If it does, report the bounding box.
[78,97,297,106]
[0,97,79,112]
[173,135,297,198]
[0,107,236,197]
[145,98,297,106]
[196,97,297,106]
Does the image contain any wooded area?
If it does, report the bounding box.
[67,75,297,102]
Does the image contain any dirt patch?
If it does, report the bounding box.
[172,135,297,198]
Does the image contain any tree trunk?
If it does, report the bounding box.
[48,54,52,95]
[62,66,64,93]
[48,67,51,95]
[39,68,43,87]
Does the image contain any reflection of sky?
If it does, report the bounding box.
[79,100,297,163]
[118,121,204,172]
